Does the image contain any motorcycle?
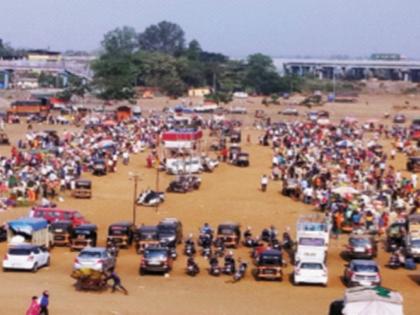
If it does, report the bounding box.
[223,256,236,275]
[184,241,196,257]
[214,238,225,257]
[208,258,221,276]
[387,252,404,269]
[232,262,248,282]
[136,190,165,207]
[201,245,212,258]
[186,258,200,277]
[198,233,213,247]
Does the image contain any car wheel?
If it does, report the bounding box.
[46,257,50,267]
[139,268,145,276]
[32,263,38,273]
[3,267,8,272]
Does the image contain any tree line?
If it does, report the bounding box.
[91,21,302,102]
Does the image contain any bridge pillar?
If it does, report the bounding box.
[318,70,323,80]
[403,71,410,82]
[61,73,69,87]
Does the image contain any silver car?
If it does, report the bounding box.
[73,247,116,272]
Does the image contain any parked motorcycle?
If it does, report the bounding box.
[232,261,248,282]
[186,257,200,277]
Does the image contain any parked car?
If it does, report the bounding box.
[231,152,250,167]
[134,225,160,254]
[343,260,381,287]
[280,108,299,116]
[254,249,284,281]
[294,259,328,286]
[216,222,241,248]
[70,224,98,251]
[345,234,378,259]
[139,246,173,275]
[3,245,50,272]
[167,176,201,193]
[166,157,202,175]
[92,159,107,176]
[393,114,406,124]
[107,221,135,248]
[73,247,116,272]
[157,218,183,247]
[407,156,420,172]
[50,220,73,246]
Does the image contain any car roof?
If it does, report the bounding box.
[138,225,158,231]
[80,247,106,252]
[261,249,282,256]
[351,259,377,266]
[110,221,132,227]
[75,224,97,230]
[218,222,240,227]
[9,244,39,250]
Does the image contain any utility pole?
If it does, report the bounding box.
[129,172,140,225]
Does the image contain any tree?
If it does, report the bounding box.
[101,26,138,56]
[244,53,282,95]
[138,21,186,55]
[185,39,202,60]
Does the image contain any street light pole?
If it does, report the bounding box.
[129,172,140,225]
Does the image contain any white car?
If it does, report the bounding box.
[73,247,116,272]
[3,245,50,272]
[294,260,328,286]
[166,158,203,175]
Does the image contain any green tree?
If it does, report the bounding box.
[244,53,282,95]
[138,21,186,55]
[101,26,138,56]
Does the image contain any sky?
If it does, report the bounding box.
[1,0,419,59]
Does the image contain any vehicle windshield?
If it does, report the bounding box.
[350,238,369,246]
[109,227,127,235]
[260,255,282,266]
[353,264,378,273]
[73,229,93,236]
[9,248,31,255]
[158,225,175,234]
[79,251,101,259]
[218,228,235,235]
[139,232,158,240]
[144,249,167,259]
[301,262,323,270]
[299,238,325,246]
[51,222,70,230]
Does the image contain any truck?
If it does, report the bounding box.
[7,217,52,248]
[329,286,404,315]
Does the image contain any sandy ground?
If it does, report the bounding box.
[0,94,419,315]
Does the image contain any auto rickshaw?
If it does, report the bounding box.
[234,152,250,167]
[72,179,92,199]
[216,222,241,248]
[254,249,284,281]
[70,224,98,251]
[386,221,407,252]
[92,159,107,176]
[134,225,160,254]
[107,221,135,248]
[50,220,73,246]
[407,156,420,172]
[230,131,241,143]
[0,131,10,145]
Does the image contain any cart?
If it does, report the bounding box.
[71,268,108,291]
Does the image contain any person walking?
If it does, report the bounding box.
[260,175,268,192]
[106,269,128,295]
[26,296,40,315]
[39,291,49,315]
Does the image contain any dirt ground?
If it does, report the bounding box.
[0,94,419,315]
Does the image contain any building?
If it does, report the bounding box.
[188,88,210,97]
[8,100,51,116]
[27,50,62,62]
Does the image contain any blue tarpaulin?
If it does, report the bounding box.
[8,217,48,234]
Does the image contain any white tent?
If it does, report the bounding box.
[343,287,404,315]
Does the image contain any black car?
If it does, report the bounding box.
[70,224,98,251]
[134,225,160,254]
[345,235,378,259]
[157,218,183,247]
[140,246,173,274]
[92,159,107,176]
[107,221,135,248]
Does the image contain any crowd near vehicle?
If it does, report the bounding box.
[70,224,98,251]
[345,234,378,259]
[343,259,381,287]
[3,244,50,272]
[293,259,328,286]
[134,225,160,254]
[140,246,173,275]
[106,222,135,248]
[254,249,284,281]
[328,286,404,315]
[50,220,73,246]
[72,179,92,199]
[73,247,116,272]
[216,222,241,248]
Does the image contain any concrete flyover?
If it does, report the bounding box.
[274,58,420,82]
[0,58,93,84]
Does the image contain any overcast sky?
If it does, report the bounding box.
[1,0,419,58]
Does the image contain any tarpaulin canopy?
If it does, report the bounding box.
[162,129,203,142]
[8,217,48,234]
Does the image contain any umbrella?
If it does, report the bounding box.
[332,186,359,196]
[336,140,354,148]
[98,139,115,149]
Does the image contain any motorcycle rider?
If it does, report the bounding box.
[260,174,268,192]
[282,227,293,250]
[233,258,248,282]
[200,223,213,236]
[187,256,199,275]
[209,255,221,276]
[244,226,252,239]
[184,234,196,256]
[213,237,225,256]
[224,251,236,274]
